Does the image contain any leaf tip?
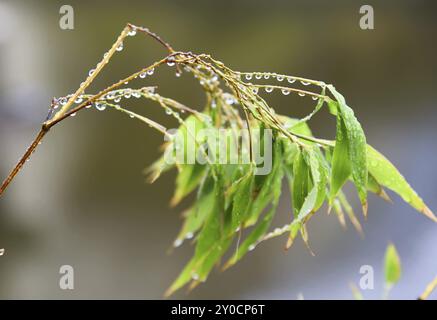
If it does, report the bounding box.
[422,206,437,223]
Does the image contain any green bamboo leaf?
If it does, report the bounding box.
[292,149,311,217]
[171,164,207,206]
[367,145,437,222]
[231,166,255,232]
[245,140,283,226]
[175,174,216,241]
[166,173,226,295]
[384,243,401,286]
[329,112,351,204]
[367,173,391,202]
[223,163,284,269]
[328,85,368,213]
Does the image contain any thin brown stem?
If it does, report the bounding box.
[0,127,49,196]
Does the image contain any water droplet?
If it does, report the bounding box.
[175,70,182,77]
[298,92,306,97]
[263,74,270,80]
[186,232,194,239]
[116,42,124,52]
[311,96,318,101]
[245,74,253,80]
[95,102,107,111]
[173,239,183,247]
[132,91,141,98]
[277,76,284,82]
[287,78,296,83]
[85,104,92,109]
[265,87,273,93]
[211,100,217,109]
[248,244,256,251]
[147,68,154,75]
[75,96,83,103]
[191,273,200,281]
[114,97,121,103]
[0,248,5,256]
[301,80,310,86]
[139,72,146,79]
[167,57,176,67]
[235,227,241,233]
[128,28,137,36]
[281,89,290,95]
[255,74,262,80]
[124,90,132,99]
[252,88,259,94]
[70,112,77,117]
[88,69,95,77]
[129,114,134,118]
[103,52,109,58]
[165,108,172,115]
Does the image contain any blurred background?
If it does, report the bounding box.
[0,0,436,299]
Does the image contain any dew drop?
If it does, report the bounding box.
[311,96,318,101]
[265,87,273,93]
[255,74,262,80]
[147,68,154,75]
[173,239,183,247]
[248,244,256,251]
[75,96,83,103]
[191,273,200,281]
[128,28,137,36]
[263,74,270,80]
[287,78,296,83]
[277,76,284,82]
[129,114,134,118]
[301,80,310,86]
[139,72,147,79]
[0,248,5,256]
[132,91,141,98]
[124,90,132,99]
[114,97,121,103]
[165,108,172,115]
[116,42,124,52]
[70,112,77,117]
[298,92,306,97]
[95,102,107,111]
[85,104,92,109]
[88,69,95,77]
[175,70,182,77]
[167,57,176,67]
[281,89,290,95]
[185,232,194,239]
[252,88,259,94]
